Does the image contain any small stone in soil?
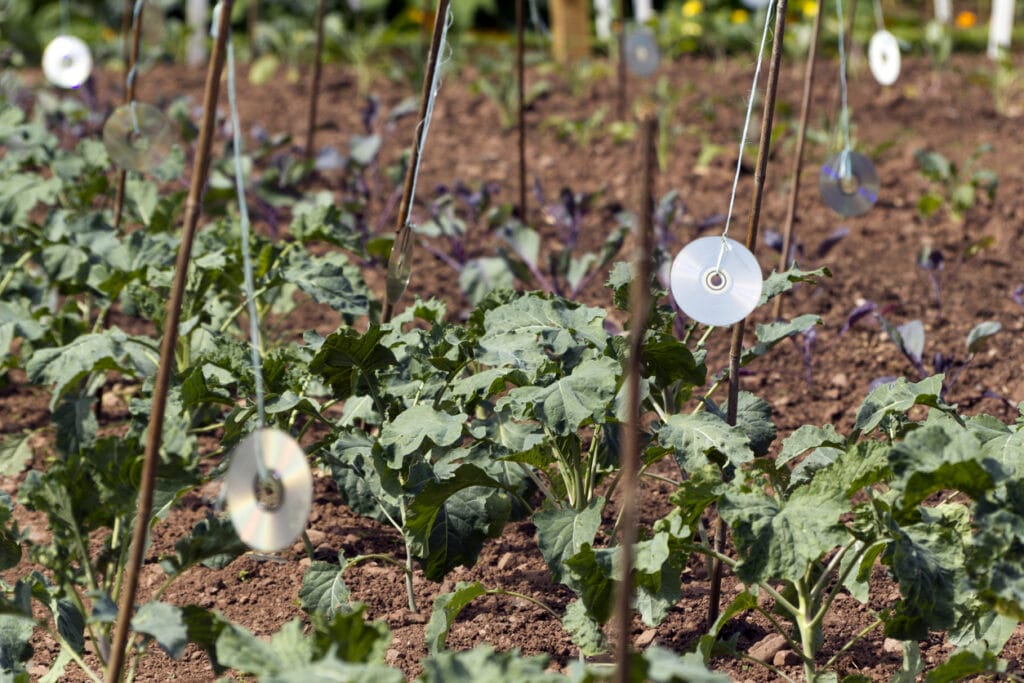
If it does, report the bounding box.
[749,633,787,662]
[882,637,903,654]
[773,650,801,666]
[497,552,515,570]
[634,628,658,648]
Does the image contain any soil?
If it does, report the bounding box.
[3,38,1024,682]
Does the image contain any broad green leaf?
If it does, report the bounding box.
[758,265,831,305]
[479,295,607,375]
[0,433,33,477]
[969,481,1024,620]
[421,644,565,682]
[349,134,381,166]
[853,375,950,436]
[159,513,247,575]
[459,257,516,306]
[814,441,891,499]
[924,648,1006,682]
[0,493,20,571]
[125,176,159,226]
[882,517,963,640]
[54,598,84,654]
[0,172,61,224]
[561,599,608,656]
[720,482,847,584]
[564,544,616,623]
[216,619,314,675]
[0,614,33,671]
[633,532,685,626]
[534,498,603,584]
[725,392,776,457]
[379,404,466,466]
[889,425,991,513]
[299,560,351,617]
[283,251,370,318]
[642,333,706,389]
[659,411,753,472]
[740,315,821,366]
[894,320,926,366]
[310,325,396,400]
[966,321,1001,353]
[26,329,158,409]
[424,485,510,580]
[643,646,732,682]
[53,396,97,456]
[499,356,618,435]
[311,607,392,664]
[406,463,511,557]
[132,601,188,659]
[778,424,846,466]
[425,580,488,654]
[264,661,403,683]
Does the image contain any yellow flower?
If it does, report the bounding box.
[682,0,703,18]
[407,7,425,24]
[955,10,977,28]
[730,9,749,24]
[680,20,703,37]
[802,1,818,17]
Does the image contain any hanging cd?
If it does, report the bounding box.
[670,236,763,327]
[102,103,176,173]
[226,429,313,553]
[868,30,901,86]
[42,35,93,89]
[819,150,880,217]
[625,26,660,78]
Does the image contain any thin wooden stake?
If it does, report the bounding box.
[516,0,527,219]
[710,0,789,629]
[773,1,823,321]
[105,4,233,681]
[383,0,450,323]
[614,112,657,683]
[616,0,628,120]
[305,0,327,162]
[112,0,146,230]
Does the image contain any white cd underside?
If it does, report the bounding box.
[868,30,901,86]
[226,429,313,552]
[670,236,763,327]
[42,35,93,89]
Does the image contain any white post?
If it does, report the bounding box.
[594,0,613,40]
[634,0,654,23]
[934,0,952,23]
[186,0,209,66]
[989,0,1015,59]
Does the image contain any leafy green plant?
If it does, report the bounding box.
[915,145,998,223]
[543,106,609,148]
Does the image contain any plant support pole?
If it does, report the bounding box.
[383,0,450,323]
[772,0,822,320]
[305,0,327,161]
[112,0,145,230]
[105,3,232,681]
[516,0,527,219]
[614,112,657,683]
[712,0,789,628]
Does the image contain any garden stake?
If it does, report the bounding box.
[383,0,451,323]
[305,0,327,162]
[112,0,146,230]
[711,0,789,629]
[614,112,657,683]
[516,0,527,219]
[616,0,628,120]
[772,0,823,321]
[105,3,232,680]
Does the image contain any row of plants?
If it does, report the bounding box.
[1,60,1023,682]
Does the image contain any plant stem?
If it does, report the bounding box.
[399,498,418,613]
[0,251,32,298]
[44,625,103,683]
[715,0,789,629]
[517,461,560,508]
[305,0,327,161]
[491,588,561,620]
[822,616,884,670]
[773,0,822,320]
[105,5,234,681]
[735,650,799,683]
[796,580,819,682]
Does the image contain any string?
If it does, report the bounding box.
[214,2,269,480]
[406,3,453,217]
[528,0,549,38]
[59,0,70,32]
[715,0,776,272]
[835,0,853,178]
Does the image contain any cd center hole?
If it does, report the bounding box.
[838,174,859,195]
[61,55,75,68]
[254,473,284,511]
[705,269,728,291]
